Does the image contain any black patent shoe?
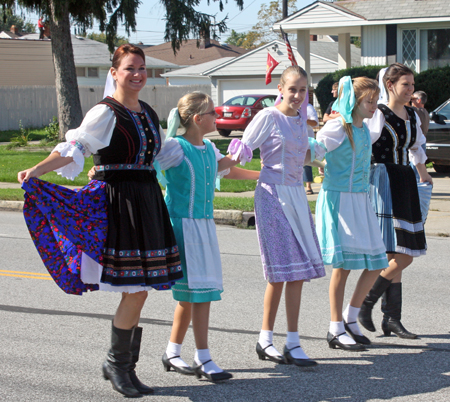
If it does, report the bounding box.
[129,370,154,395]
[192,360,233,382]
[283,345,317,367]
[344,321,371,345]
[382,318,418,339]
[162,353,195,375]
[102,361,142,398]
[327,332,366,352]
[256,342,286,364]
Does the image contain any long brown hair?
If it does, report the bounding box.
[112,44,146,69]
[383,62,414,98]
[342,77,380,149]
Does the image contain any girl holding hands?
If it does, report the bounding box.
[222,66,325,367]
[314,77,389,351]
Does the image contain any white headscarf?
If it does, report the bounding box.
[378,67,389,105]
[103,69,116,98]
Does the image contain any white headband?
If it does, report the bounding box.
[103,70,117,98]
[378,67,389,105]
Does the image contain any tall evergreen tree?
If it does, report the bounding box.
[1,0,243,138]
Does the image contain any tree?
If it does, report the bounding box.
[85,32,128,47]
[252,0,297,45]
[2,0,244,139]
[0,5,35,32]
[225,29,258,49]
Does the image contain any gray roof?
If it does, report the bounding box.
[329,0,450,21]
[20,34,178,68]
[310,41,361,66]
[162,57,235,77]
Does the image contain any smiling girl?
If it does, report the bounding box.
[359,63,433,339]
[221,66,325,367]
[313,76,388,351]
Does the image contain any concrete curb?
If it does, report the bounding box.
[0,200,255,227]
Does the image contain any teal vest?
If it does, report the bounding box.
[165,137,217,219]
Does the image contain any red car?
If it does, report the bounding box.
[215,94,278,137]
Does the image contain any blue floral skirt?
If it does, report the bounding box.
[22,178,182,295]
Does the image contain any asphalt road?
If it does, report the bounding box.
[1,210,450,401]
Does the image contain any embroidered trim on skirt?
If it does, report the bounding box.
[254,182,325,283]
[369,163,426,257]
[22,178,182,295]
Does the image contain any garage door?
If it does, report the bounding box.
[219,79,279,105]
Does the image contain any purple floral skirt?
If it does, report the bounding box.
[22,178,182,295]
[254,182,325,283]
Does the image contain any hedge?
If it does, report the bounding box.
[315,64,450,115]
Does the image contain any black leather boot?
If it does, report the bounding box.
[129,327,154,394]
[381,283,418,339]
[102,323,141,398]
[358,276,392,332]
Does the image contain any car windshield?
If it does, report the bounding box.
[437,102,450,120]
[224,96,259,106]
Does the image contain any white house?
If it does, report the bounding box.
[273,0,450,73]
[193,40,360,106]
[18,34,180,86]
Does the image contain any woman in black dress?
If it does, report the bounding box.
[18,44,182,397]
[358,63,433,339]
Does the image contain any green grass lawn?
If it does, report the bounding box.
[0,128,48,143]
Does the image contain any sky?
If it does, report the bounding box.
[21,0,314,45]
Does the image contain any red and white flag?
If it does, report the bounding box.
[265,52,279,85]
[281,27,298,66]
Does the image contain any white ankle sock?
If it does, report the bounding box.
[285,332,310,359]
[258,330,282,357]
[194,349,223,374]
[329,321,356,345]
[343,305,364,336]
[166,341,189,368]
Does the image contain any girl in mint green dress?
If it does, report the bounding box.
[157,92,259,382]
[313,77,389,351]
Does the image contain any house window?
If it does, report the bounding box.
[76,67,86,77]
[402,29,417,71]
[146,69,153,77]
[87,68,99,77]
[154,69,164,78]
[420,29,450,71]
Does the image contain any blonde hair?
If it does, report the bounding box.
[177,92,212,129]
[279,65,308,87]
[342,77,380,149]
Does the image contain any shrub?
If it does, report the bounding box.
[315,65,386,115]
[41,116,60,145]
[414,66,450,111]
[6,120,30,149]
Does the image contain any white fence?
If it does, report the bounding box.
[0,84,211,131]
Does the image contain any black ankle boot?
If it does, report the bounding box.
[102,323,141,398]
[381,283,417,339]
[358,276,392,332]
[130,326,154,394]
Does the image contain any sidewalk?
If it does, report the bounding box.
[1,174,448,236]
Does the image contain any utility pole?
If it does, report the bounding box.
[282,0,288,19]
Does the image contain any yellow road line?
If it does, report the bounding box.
[0,270,52,280]
[0,270,50,277]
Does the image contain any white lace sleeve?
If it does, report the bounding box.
[155,137,184,170]
[210,141,230,177]
[409,111,427,165]
[52,104,116,180]
[315,118,346,159]
[365,109,384,144]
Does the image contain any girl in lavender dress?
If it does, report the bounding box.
[221,66,325,367]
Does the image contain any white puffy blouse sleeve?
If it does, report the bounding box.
[314,118,346,160]
[155,137,184,170]
[365,108,384,144]
[227,108,274,166]
[409,111,427,165]
[52,104,116,180]
[210,141,230,178]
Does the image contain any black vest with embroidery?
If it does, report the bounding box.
[92,97,161,182]
[372,104,417,166]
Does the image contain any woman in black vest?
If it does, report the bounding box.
[18,44,182,397]
[358,63,433,339]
